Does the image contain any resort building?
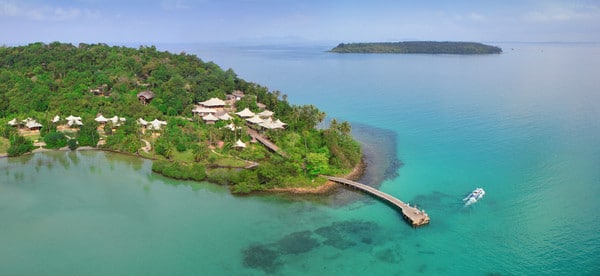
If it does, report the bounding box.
[137,91,155,105]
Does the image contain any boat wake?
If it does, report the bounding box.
[463,188,485,206]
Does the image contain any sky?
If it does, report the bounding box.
[1,0,599,45]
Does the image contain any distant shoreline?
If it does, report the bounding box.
[330,41,502,54]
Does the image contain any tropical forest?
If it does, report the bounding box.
[0,42,361,193]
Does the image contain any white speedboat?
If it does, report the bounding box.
[463,188,485,206]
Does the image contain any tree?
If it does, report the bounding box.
[339,121,352,136]
[7,133,34,157]
[76,121,99,147]
[305,152,330,176]
[43,131,67,149]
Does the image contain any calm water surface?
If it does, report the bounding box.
[1,43,599,275]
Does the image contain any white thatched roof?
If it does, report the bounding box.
[109,116,119,124]
[95,115,108,123]
[137,118,148,126]
[192,106,217,114]
[199,97,226,107]
[260,118,285,130]
[148,119,167,130]
[274,119,287,127]
[246,115,264,124]
[257,110,274,118]
[233,139,246,148]
[235,108,255,118]
[65,115,81,121]
[218,113,233,121]
[7,118,17,126]
[25,119,42,129]
[52,116,60,123]
[68,119,83,126]
[202,113,219,122]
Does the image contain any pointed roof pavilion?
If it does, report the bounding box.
[95,115,108,123]
[149,119,167,130]
[65,115,81,121]
[25,119,42,129]
[202,113,219,122]
[235,108,255,118]
[199,97,226,107]
[7,118,17,126]
[218,113,233,121]
[257,110,274,118]
[192,106,217,114]
[246,115,264,124]
[233,139,246,148]
[137,118,148,126]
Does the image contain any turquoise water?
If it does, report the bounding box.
[2,43,600,275]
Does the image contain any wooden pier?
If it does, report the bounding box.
[324,176,430,227]
[246,128,287,157]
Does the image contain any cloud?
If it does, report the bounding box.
[469,12,485,21]
[162,0,189,11]
[0,0,98,21]
[0,0,19,16]
[523,3,600,22]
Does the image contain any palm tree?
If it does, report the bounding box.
[339,121,352,136]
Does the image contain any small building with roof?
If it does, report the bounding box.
[233,139,246,149]
[257,110,274,118]
[137,91,155,105]
[235,108,255,118]
[192,106,217,117]
[199,97,226,108]
[202,113,219,124]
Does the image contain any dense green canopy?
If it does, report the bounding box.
[0,42,362,193]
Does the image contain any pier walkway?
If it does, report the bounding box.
[324,176,430,227]
[247,128,287,156]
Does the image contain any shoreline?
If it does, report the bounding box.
[2,145,371,197]
[264,157,366,195]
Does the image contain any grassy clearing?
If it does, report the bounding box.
[213,157,247,168]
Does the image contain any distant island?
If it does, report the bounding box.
[330,41,502,54]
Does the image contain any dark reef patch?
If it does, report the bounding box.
[242,244,282,273]
[241,219,382,272]
[374,247,404,264]
[276,230,319,254]
[315,220,381,249]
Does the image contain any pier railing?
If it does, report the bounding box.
[323,176,430,227]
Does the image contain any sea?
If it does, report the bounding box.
[1,42,599,275]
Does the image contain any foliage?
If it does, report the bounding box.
[331,41,502,54]
[76,121,99,147]
[67,138,78,150]
[43,131,67,149]
[152,160,206,181]
[7,133,34,157]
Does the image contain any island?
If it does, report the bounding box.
[0,42,362,194]
[330,41,502,54]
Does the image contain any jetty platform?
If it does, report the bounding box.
[324,176,430,227]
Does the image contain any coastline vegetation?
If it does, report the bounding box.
[330,41,502,54]
[0,42,362,193]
